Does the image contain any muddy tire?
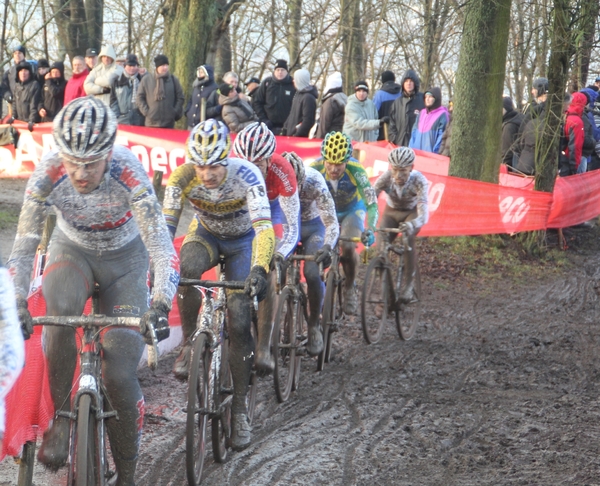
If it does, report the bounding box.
[212,338,231,463]
[396,265,421,341]
[318,270,337,371]
[273,288,296,403]
[361,256,392,344]
[75,394,98,486]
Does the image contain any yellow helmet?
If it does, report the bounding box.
[321,131,352,164]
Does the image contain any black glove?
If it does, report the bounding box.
[264,119,274,130]
[28,122,34,132]
[379,116,391,126]
[5,94,13,104]
[102,87,111,94]
[7,117,14,125]
[314,244,332,268]
[140,302,170,345]
[16,297,33,340]
[244,265,268,302]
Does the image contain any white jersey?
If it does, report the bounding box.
[299,167,339,247]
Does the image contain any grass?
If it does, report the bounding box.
[0,207,18,230]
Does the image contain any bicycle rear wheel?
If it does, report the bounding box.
[292,293,308,391]
[273,288,296,402]
[186,334,210,486]
[395,265,422,341]
[361,256,392,344]
[75,394,98,486]
[212,338,232,463]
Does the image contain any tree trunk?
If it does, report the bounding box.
[286,0,302,70]
[449,0,512,182]
[340,0,364,91]
[568,0,598,91]
[51,0,104,58]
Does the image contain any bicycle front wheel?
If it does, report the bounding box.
[186,333,210,486]
[292,292,309,391]
[75,394,98,486]
[318,270,339,371]
[212,337,232,463]
[396,265,422,341]
[273,288,296,402]
[361,256,392,344]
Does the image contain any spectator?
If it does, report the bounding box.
[64,56,89,105]
[388,69,425,146]
[409,87,449,154]
[316,71,347,139]
[115,56,126,68]
[439,100,453,157]
[559,92,586,175]
[205,71,248,123]
[501,96,524,167]
[185,64,218,129]
[38,61,66,122]
[580,87,600,171]
[252,59,296,135]
[137,54,184,128]
[342,80,382,142]
[11,61,40,130]
[578,90,597,173]
[35,59,50,88]
[523,77,548,119]
[594,76,600,90]
[373,70,402,140]
[85,48,98,72]
[1,46,27,110]
[110,54,145,126]
[283,68,317,137]
[245,76,261,101]
[84,45,123,106]
[219,82,258,133]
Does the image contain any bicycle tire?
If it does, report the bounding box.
[396,265,422,341]
[273,288,296,402]
[317,270,336,371]
[292,293,308,391]
[212,337,231,463]
[186,333,210,486]
[361,256,392,344]
[75,394,97,486]
[324,279,343,364]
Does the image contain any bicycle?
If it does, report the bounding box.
[361,226,422,344]
[179,264,259,486]
[30,306,158,486]
[318,235,361,372]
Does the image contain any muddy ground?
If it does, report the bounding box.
[1,177,600,485]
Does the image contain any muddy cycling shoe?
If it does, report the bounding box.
[173,342,192,381]
[231,413,252,451]
[343,285,358,315]
[37,417,70,471]
[254,346,275,374]
[306,324,323,356]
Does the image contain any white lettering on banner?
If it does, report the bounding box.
[427,181,445,212]
[169,148,185,171]
[0,147,17,174]
[499,196,530,223]
[372,159,389,177]
[115,136,185,175]
[16,132,40,167]
[150,147,168,172]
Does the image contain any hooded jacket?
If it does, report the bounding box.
[110,69,146,126]
[342,93,380,142]
[579,87,600,140]
[501,104,524,166]
[316,88,347,139]
[185,65,218,128]
[283,84,318,137]
[252,73,296,133]
[388,69,425,146]
[12,62,40,124]
[560,92,586,174]
[84,45,124,106]
[64,67,89,105]
[39,62,66,122]
[219,92,258,133]
[373,81,402,140]
[409,87,449,154]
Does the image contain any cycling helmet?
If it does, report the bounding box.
[282,151,305,185]
[388,147,416,168]
[232,122,276,162]
[321,131,352,164]
[53,96,117,164]
[187,119,231,166]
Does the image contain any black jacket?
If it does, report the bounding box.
[39,62,66,122]
[252,74,296,132]
[283,85,318,137]
[501,109,524,166]
[388,69,425,146]
[110,71,145,126]
[516,106,546,176]
[185,65,218,128]
[316,88,347,139]
[12,68,40,124]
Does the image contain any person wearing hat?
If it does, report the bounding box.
[316,71,347,138]
[342,80,383,142]
[184,65,218,129]
[500,96,524,168]
[136,54,184,128]
[219,82,258,133]
[38,61,66,122]
[388,69,425,146]
[408,87,449,154]
[245,76,261,100]
[35,59,51,89]
[373,70,402,140]
[1,45,28,114]
[283,68,318,137]
[84,45,124,106]
[11,61,40,130]
[110,54,146,126]
[85,48,98,71]
[252,59,296,135]
[64,56,89,104]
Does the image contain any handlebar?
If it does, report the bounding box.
[338,236,361,243]
[178,278,258,310]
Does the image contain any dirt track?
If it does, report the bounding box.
[2,177,600,485]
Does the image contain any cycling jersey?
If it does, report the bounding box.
[264,154,300,259]
[163,158,275,272]
[299,166,339,248]
[311,157,378,229]
[8,145,179,308]
[373,169,429,230]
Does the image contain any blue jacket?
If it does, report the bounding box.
[409,106,449,154]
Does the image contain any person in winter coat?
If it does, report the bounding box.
[245,77,261,101]
[252,59,296,135]
[137,54,185,128]
[388,69,425,147]
[109,54,145,126]
[64,56,89,105]
[373,70,402,140]
[219,82,258,133]
[283,69,317,137]
[84,45,124,106]
[204,71,245,124]
[409,87,448,154]
[316,71,347,139]
[343,81,384,142]
[558,92,586,176]
[1,46,27,112]
[185,65,218,129]
[38,61,66,122]
[11,61,40,130]
[580,87,600,171]
[35,59,50,89]
[501,96,524,167]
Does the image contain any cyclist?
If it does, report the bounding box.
[7,96,180,484]
[232,122,300,370]
[311,131,378,315]
[281,151,339,355]
[373,146,429,305]
[163,119,274,451]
